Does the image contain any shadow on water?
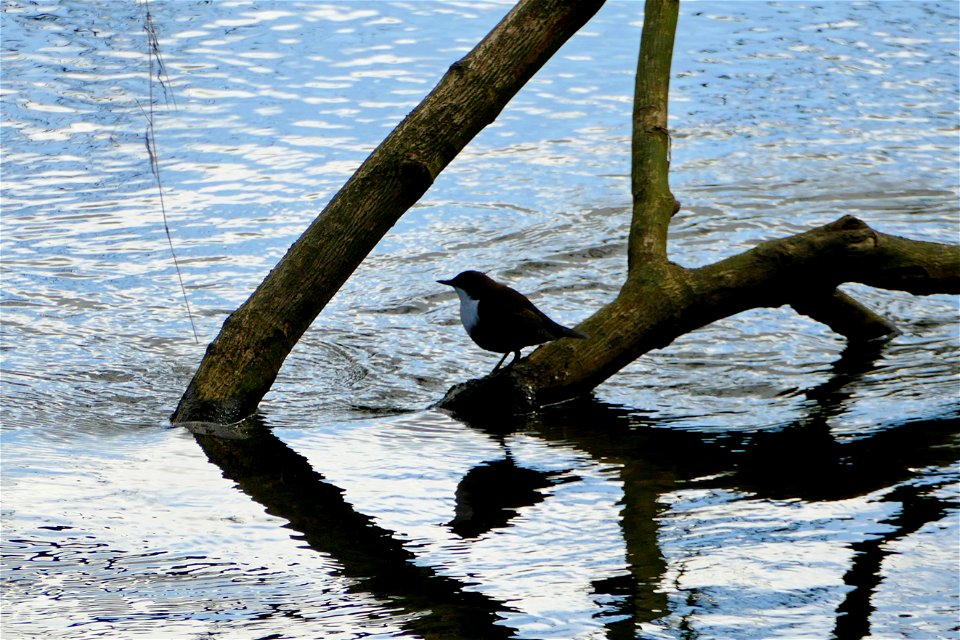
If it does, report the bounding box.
[505,342,959,640]
[447,449,574,539]
[445,433,575,539]
[186,420,516,640]
[186,342,958,639]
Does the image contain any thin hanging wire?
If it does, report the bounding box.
[143,0,198,344]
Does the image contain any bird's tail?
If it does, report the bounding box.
[556,324,588,340]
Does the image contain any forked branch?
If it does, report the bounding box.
[437,0,959,414]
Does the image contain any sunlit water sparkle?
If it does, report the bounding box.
[2,1,958,639]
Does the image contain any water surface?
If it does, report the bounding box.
[2,1,958,638]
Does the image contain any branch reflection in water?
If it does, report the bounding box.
[186,418,516,640]
[188,341,957,638]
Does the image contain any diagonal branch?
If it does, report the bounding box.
[172,0,607,424]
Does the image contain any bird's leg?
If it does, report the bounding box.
[491,350,523,373]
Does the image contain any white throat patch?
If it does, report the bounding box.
[452,287,479,333]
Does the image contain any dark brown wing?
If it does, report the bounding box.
[472,285,584,353]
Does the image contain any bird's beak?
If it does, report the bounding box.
[437,279,453,286]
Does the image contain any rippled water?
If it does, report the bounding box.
[2,1,958,638]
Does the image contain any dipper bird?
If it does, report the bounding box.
[437,270,587,372]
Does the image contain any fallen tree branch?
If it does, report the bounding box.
[435,0,957,415]
[791,290,900,343]
[438,215,960,413]
[172,0,607,424]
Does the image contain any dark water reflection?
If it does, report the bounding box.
[180,386,958,639]
[2,1,958,638]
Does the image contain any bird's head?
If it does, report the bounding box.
[437,270,498,299]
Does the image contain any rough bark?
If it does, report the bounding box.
[791,290,899,343]
[172,0,607,423]
[436,0,959,415]
[629,0,680,267]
